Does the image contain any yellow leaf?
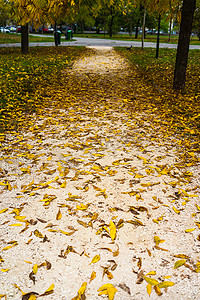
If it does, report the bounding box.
[2,243,17,251]
[28,295,37,300]
[89,271,96,283]
[98,284,117,300]
[158,281,175,288]
[9,223,22,227]
[162,276,171,279]
[33,264,38,274]
[174,259,186,269]
[135,174,144,178]
[13,284,25,295]
[173,206,180,214]
[90,254,100,264]
[109,221,116,241]
[174,254,189,259]
[0,208,8,214]
[154,236,165,246]
[56,209,62,220]
[143,276,159,285]
[59,229,75,236]
[1,268,10,272]
[45,283,55,293]
[146,271,156,276]
[34,230,44,238]
[154,285,162,296]
[78,282,87,296]
[60,180,66,188]
[146,283,152,296]
[76,203,89,210]
[185,228,195,233]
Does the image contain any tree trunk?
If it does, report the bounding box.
[173,0,196,90]
[168,18,172,42]
[21,24,29,54]
[156,14,161,58]
[135,21,139,39]
[142,6,146,50]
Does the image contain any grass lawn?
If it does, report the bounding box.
[0,33,69,44]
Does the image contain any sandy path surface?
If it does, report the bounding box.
[0,46,200,300]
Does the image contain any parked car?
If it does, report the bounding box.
[9,26,16,32]
[16,26,21,33]
[0,27,10,33]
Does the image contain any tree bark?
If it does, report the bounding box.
[173,0,196,90]
[156,14,161,58]
[142,6,146,50]
[168,18,172,42]
[21,23,29,54]
[135,21,139,39]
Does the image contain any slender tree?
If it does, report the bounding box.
[173,0,196,90]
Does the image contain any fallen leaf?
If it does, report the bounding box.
[109,221,116,240]
[174,259,186,269]
[146,283,152,296]
[89,271,96,283]
[98,283,117,300]
[56,209,62,220]
[158,281,175,288]
[143,276,159,285]
[90,255,101,264]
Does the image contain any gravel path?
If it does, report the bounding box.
[0,47,200,300]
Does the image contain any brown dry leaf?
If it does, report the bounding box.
[29,271,36,284]
[137,257,142,269]
[136,270,144,284]
[174,254,189,259]
[154,285,162,296]
[56,209,62,220]
[22,292,39,300]
[39,283,54,297]
[146,248,152,257]
[77,220,88,228]
[155,245,168,251]
[34,230,44,238]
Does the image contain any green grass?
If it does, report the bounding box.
[0,46,85,132]
[0,33,73,44]
[74,33,200,45]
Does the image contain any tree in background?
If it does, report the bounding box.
[0,0,11,27]
[173,0,196,90]
[12,0,49,53]
[193,0,200,40]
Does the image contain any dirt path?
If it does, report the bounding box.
[0,47,200,300]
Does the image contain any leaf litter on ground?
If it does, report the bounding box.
[0,46,199,299]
